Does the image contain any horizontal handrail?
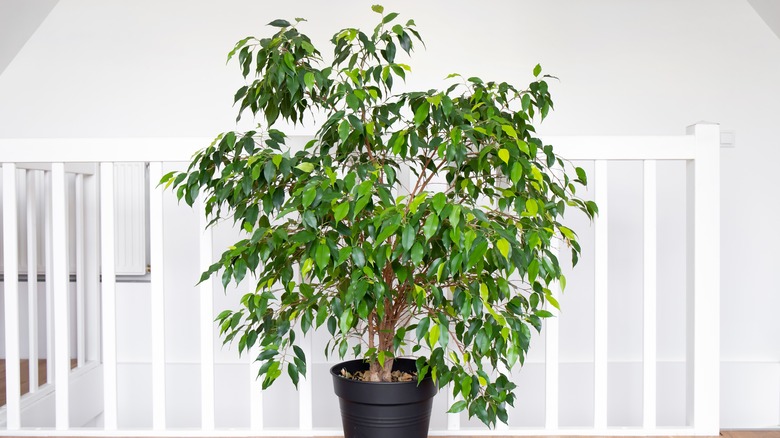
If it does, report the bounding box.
[0,134,696,164]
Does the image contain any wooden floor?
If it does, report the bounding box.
[0,358,76,406]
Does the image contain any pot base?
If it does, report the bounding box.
[331,358,437,438]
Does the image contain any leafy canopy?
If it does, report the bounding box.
[162,6,596,428]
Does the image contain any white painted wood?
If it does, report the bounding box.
[100,162,119,430]
[75,174,86,367]
[249,344,264,431]
[26,170,40,393]
[113,162,148,275]
[44,170,55,384]
[51,162,70,430]
[0,427,703,437]
[298,272,314,431]
[593,160,609,430]
[84,170,101,362]
[198,198,215,430]
[685,123,721,436]
[447,386,460,430]
[643,160,657,430]
[0,135,695,163]
[148,162,167,430]
[3,163,22,430]
[544,241,560,430]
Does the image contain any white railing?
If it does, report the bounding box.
[0,123,720,436]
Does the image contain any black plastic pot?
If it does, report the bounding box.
[330,358,438,438]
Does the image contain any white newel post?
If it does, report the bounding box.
[685,122,720,436]
[100,163,119,430]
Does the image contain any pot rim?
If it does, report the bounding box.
[329,357,431,386]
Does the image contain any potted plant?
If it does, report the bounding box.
[162,5,596,437]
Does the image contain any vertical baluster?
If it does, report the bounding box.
[249,343,264,431]
[685,123,720,435]
[545,240,561,430]
[198,197,215,430]
[298,268,313,432]
[75,174,86,367]
[27,170,40,393]
[643,160,657,430]
[100,163,118,430]
[148,162,167,430]
[84,169,101,363]
[593,160,608,430]
[3,163,22,430]
[51,163,70,430]
[44,171,54,385]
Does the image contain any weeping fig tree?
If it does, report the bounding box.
[162,5,597,427]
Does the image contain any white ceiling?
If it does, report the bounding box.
[748,0,780,40]
[0,0,59,75]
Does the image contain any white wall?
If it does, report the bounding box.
[1,0,778,429]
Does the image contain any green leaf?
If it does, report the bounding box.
[415,317,430,341]
[422,214,439,240]
[410,242,424,265]
[302,188,316,208]
[268,19,291,28]
[575,166,588,184]
[448,400,467,414]
[338,120,351,141]
[414,102,430,127]
[533,63,542,77]
[431,192,446,214]
[498,148,510,164]
[371,4,384,13]
[382,12,399,24]
[496,238,510,259]
[528,259,539,284]
[315,243,330,270]
[333,202,350,221]
[402,224,415,251]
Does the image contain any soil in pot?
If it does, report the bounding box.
[330,358,438,438]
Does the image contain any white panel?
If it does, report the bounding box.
[643,160,657,430]
[26,170,40,393]
[198,199,215,430]
[685,123,721,435]
[75,174,86,366]
[148,162,167,429]
[3,163,22,430]
[113,162,147,275]
[100,162,118,430]
[447,386,460,430]
[51,162,70,430]
[593,160,608,430]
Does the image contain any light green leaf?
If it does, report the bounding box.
[371,4,384,13]
[411,242,424,265]
[525,199,538,215]
[510,162,523,183]
[502,125,518,139]
[304,72,315,90]
[296,162,314,173]
[533,63,542,77]
[496,238,510,259]
[428,323,440,348]
[498,148,510,164]
[528,259,539,284]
